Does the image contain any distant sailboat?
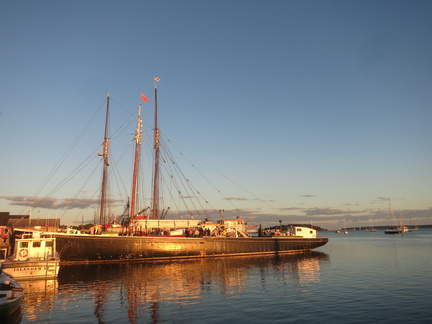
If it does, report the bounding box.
[343,218,349,235]
[384,201,403,235]
[369,218,377,232]
[385,227,401,234]
[399,213,409,233]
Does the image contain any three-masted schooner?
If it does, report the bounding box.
[14,80,329,263]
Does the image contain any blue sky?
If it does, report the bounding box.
[1,0,431,229]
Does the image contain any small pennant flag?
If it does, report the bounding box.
[140,93,149,102]
[154,77,160,82]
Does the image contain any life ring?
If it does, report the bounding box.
[19,249,28,258]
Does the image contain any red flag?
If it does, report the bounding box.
[140,93,149,102]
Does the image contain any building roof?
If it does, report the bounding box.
[8,218,60,228]
[0,212,30,226]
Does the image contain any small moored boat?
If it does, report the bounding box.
[0,271,23,317]
[384,227,402,234]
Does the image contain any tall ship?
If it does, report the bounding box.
[12,80,328,264]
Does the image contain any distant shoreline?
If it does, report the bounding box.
[323,224,432,232]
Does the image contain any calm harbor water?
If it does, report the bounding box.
[11,229,432,323]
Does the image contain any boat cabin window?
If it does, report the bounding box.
[46,241,53,247]
[33,241,42,248]
[20,242,29,248]
[297,228,302,232]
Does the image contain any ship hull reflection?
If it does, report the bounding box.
[53,252,329,323]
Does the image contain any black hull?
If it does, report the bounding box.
[53,234,329,264]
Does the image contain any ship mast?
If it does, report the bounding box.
[99,93,110,226]
[151,82,160,219]
[130,104,142,220]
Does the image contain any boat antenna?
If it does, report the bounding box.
[151,78,160,219]
[99,93,110,226]
[130,104,142,221]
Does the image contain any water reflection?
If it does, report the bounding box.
[0,308,22,324]
[19,279,57,322]
[22,252,329,323]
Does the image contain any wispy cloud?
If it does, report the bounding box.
[278,207,302,211]
[303,208,355,216]
[224,197,249,201]
[0,196,120,210]
[180,195,194,199]
[376,197,391,201]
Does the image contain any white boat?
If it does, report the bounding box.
[343,218,349,234]
[0,271,23,317]
[2,236,59,279]
[369,218,377,232]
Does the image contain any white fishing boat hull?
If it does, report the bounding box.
[2,260,59,280]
